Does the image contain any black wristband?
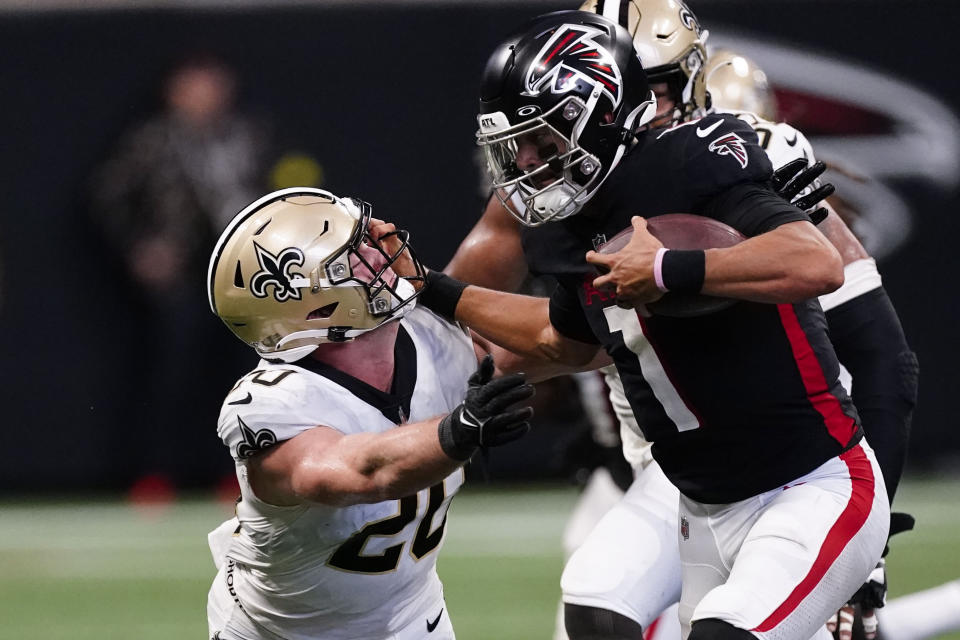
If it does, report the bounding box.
[437,409,477,461]
[661,250,705,293]
[419,271,468,322]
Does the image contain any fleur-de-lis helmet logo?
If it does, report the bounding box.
[677,0,704,37]
[250,242,306,302]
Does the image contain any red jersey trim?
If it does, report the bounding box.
[643,613,662,640]
[776,303,857,446]
[753,445,876,632]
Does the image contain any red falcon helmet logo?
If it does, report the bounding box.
[525,24,622,107]
[708,132,749,168]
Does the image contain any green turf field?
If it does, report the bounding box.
[0,477,957,640]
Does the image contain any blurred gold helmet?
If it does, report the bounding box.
[207,187,424,362]
[704,48,779,121]
[581,0,708,124]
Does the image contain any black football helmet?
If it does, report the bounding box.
[477,10,657,226]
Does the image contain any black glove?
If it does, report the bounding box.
[885,511,916,556]
[771,159,835,225]
[438,354,535,460]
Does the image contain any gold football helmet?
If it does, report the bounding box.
[703,48,779,121]
[207,187,424,362]
[581,0,708,124]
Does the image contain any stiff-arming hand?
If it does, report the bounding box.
[367,217,425,288]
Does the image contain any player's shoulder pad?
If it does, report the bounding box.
[216,364,333,461]
[404,306,476,378]
[408,304,471,343]
[762,120,816,170]
[720,108,817,170]
[655,112,773,198]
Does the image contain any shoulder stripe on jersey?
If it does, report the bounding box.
[753,444,876,632]
[776,303,857,446]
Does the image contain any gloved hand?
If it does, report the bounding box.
[771,158,836,224]
[438,354,535,460]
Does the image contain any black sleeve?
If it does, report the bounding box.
[548,281,600,345]
[700,181,810,237]
[826,287,918,503]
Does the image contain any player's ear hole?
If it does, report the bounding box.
[307,303,338,320]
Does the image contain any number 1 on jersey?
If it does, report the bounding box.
[603,306,700,433]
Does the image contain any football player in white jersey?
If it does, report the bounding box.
[205,187,535,640]
[442,2,914,639]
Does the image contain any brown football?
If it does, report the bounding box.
[597,214,746,317]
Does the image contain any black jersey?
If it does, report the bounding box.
[522,113,862,504]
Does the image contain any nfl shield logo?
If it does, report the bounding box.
[680,516,690,541]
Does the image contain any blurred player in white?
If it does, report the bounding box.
[878,579,960,640]
[445,2,913,639]
[204,187,534,640]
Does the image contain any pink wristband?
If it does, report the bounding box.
[653,247,669,292]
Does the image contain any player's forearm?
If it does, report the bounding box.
[826,287,917,502]
[702,221,844,302]
[817,203,870,266]
[297,420,461,506]
[349,420,462,503]
[488,341,610,382]
[455,286,590,366]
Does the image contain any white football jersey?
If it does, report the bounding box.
[211,307,476,640]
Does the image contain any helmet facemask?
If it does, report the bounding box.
[322,198,424,319]
[645,45,708,128]
[478,97,610,226]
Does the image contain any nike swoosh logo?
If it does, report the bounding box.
[695,120,723,138]
[785,132,799,146]
[228,392,252,405]
[426,608,444,632]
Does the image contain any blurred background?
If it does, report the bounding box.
[1,0,958,638]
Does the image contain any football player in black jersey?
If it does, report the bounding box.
[418,11,890,640]
[446,2,917,638]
